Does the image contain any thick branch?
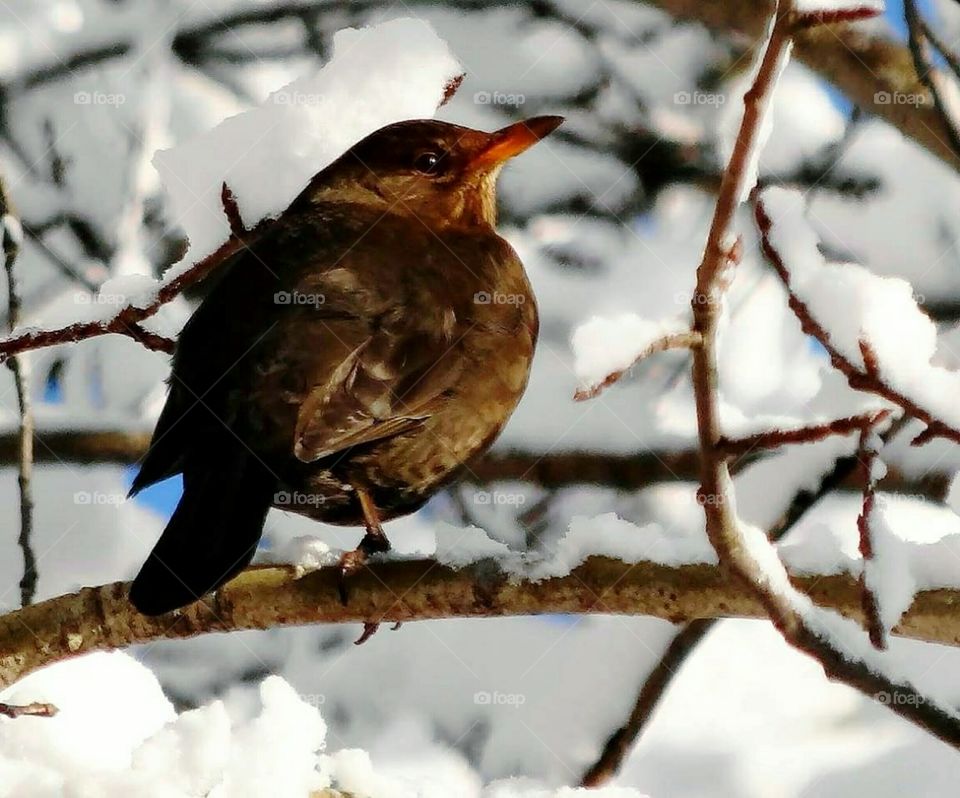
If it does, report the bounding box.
[0,431,948,501]
[4,557,960,691]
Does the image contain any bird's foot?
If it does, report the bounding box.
[338,531,392,605]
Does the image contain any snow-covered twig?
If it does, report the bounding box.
[573,328,701,401]
[755,196,960,446]
[0,184,260,362]
[0,176,36,608]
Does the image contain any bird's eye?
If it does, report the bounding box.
[412,151,444,175]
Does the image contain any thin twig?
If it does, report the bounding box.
[718,410,890,456]
[574,330,701,401]
[580,619,716,787]
[754,200,960,446]
[856,421,886,649]
[0,183,256,361]
[686,0,960,752]
[0,176,36,607]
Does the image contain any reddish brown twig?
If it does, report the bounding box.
[574,330,701,401]
[718,410,891,456]
[0,182,264,362]
[0,701,57,719]
[791,5,882,28]
[685,0,960,751]
[220,182,246,239]
[855,421,887,649]
[754,200,960,446]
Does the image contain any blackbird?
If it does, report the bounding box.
[128,114,563,615]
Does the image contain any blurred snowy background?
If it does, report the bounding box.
[2,0,960,795]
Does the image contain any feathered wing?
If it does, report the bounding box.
[128,211,468,614]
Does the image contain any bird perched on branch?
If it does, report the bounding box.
[128,115,563,615]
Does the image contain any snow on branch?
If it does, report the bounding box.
[756,186,960,444]
[4,551,960,696]
[0,18,463,365]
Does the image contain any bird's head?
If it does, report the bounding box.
[307,116,563,228]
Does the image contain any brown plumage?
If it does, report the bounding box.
[128,115,563,615]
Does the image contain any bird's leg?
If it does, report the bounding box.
[338,486,391,606]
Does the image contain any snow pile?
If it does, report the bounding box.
[0,651,651,798]
[433,513,716,579]
[779,493,960,631]
[571,313,690,396]
[267,535,339,577]
[861,496,917,635]
[760,186,960,432]
[154,17,462,260]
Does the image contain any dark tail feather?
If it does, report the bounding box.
[130,455,277,616]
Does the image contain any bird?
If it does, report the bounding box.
[127,114,563,615]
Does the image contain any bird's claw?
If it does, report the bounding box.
[337,532,391,605]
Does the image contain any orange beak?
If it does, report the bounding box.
[470,115,564,170]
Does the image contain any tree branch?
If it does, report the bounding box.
[4,557,960,691]
[647,0,960,172]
